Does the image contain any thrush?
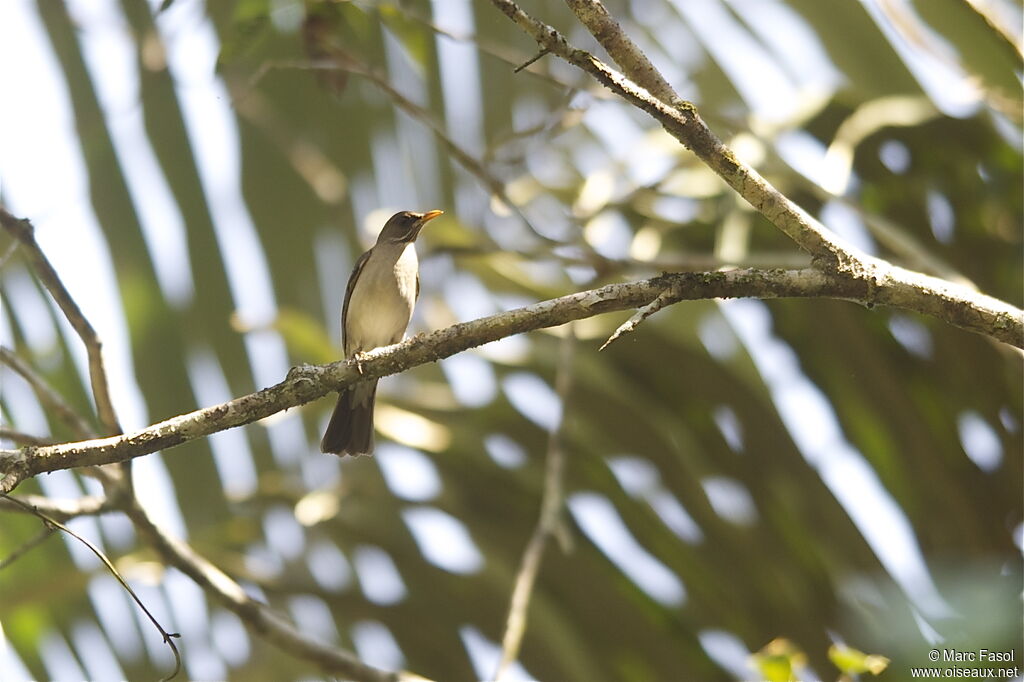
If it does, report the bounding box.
[320,209,443,456]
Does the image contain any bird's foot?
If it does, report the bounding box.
[350,351,371,375]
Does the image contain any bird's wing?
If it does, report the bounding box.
[342,247,373,356]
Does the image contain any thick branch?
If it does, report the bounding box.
[1,209,420,680]
[564,0,680,106]
[3,267,1018,492]
[563,0,857,266]
[486,0,1022,345]
[488,0,852,268]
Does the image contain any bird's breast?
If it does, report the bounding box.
[345,243,418,355]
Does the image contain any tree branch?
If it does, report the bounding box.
[0,427,56,447]
[391,4,598,92]
[0,492,111,521]
[1,209,122,435]
[247,57,552,246]
[2,494,183,680]
[121,497,424,682]
[485,0,1022,343]
[496,327,575,679]
[0,207,434,680]
[488,0,851,266]
[564,0,680,106]
[0,345,95,440]
[0,525,56,570]
[599,287,674,351]
[3,266,1017,493]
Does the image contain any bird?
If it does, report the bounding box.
[320,209,443,456]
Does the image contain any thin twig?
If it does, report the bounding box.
[121,496,416,682]
[0,210,122,435]
[599,287,675,350]
[514,48,549,73]
[0,345,122,490]
[0,427,56,446]
[495,327,576,679]
[230,86,348,206]
[1,493,182,681]
[0,525,56,570]
[386,6,599,93]
[249,56,558,246]
[0,493,111,521]
[0,345,95,440]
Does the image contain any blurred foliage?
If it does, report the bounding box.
[1,0,1021,681]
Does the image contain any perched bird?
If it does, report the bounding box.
[320,209,443,456]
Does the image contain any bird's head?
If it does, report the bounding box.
[377,209,443,244]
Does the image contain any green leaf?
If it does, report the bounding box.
[379,4,432,72]
[218,0,273,67]
[752,639,808,682]
[829,643,891,676]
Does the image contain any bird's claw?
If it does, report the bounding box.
[351,351,369,375]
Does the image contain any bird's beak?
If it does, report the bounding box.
[419,209,444,224]
[410,210,443,241]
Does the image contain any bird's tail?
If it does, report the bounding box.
[320,380,377,456]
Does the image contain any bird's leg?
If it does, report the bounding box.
[350,350,371,375]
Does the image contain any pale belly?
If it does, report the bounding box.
[344,244,417,355]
